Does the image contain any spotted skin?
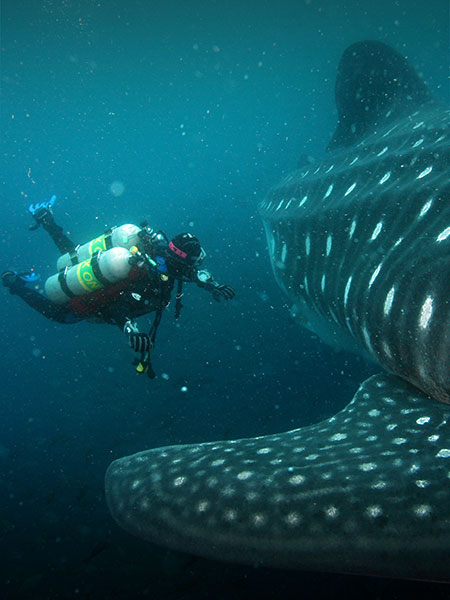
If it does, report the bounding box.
[105,42,450,581]
[106,374,450,580]
[261,102,450,403]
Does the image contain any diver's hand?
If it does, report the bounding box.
[129,332,152,353]
[212,284,235,302]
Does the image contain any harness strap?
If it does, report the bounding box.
[141,300,165,379]
[69,247,79,266]
[104,228,113,250]
[175,278,183,320]
[90,252,111,288]
[149,304,164,346]
[58,268,76,299]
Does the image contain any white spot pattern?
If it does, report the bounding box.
[419,296,434,329]
[436,227,450,242]
[383,286,395,316]
[371,222,383,241]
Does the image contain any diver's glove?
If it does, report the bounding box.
[123,320,152,352]
[134,352,156,379]
[123,319,139,336]
[212,284,235,302]
[28,195,56,230]
[129,332,152,353]
[123,321,156,378]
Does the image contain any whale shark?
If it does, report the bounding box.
[105,41,450,581]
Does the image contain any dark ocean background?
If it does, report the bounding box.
[1,0,449,598]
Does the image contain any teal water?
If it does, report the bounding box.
[1,1,448,598]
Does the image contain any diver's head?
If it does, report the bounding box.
[166,233,206,276]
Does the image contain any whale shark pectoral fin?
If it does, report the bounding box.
[105,373,450,582]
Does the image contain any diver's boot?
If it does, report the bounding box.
[2,271,25,294]
[2,270,40,295]
[28,194,57,231]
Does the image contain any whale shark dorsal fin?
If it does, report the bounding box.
[328,40,433,150]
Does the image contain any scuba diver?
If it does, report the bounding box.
[2,195,235,378]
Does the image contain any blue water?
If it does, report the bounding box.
[1,1,448,598]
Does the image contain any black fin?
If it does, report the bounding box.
[328,40,433,150]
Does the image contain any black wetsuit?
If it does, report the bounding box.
[12,263,175,327]
[9,213,231,333]
[10,217,176,330]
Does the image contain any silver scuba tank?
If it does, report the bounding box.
[45,247,136,304]
[56,224,142,271]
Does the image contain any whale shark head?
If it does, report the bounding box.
[105,41,450,581]
[261,42,450,404]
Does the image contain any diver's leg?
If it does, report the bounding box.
[29,196,76,255]
[32,208,76,255]
[2,272,75,323]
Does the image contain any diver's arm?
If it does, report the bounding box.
[191,268,235,301]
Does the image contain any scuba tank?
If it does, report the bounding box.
[45,247,137,304]
[56,224,142,270]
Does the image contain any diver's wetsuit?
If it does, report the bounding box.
[8,214,216,330]
[5,207,234,379]
[40,215,77,256]
[9,214,178,329]
[9,264,175,328]
[9,281,78,323]
[8,216,80,323]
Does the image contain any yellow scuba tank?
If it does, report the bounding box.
[56,224,142,270]
[45,247,136,304]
